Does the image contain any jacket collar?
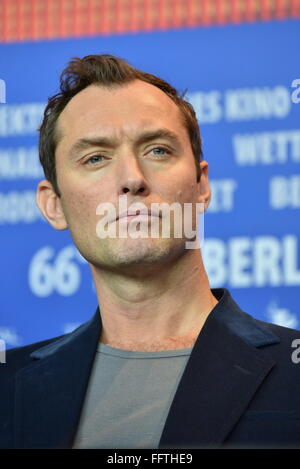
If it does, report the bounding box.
[29,308,101,360]
[158,288,280,448]
[15,308,101,448]
[206,288,279,347]
[17,288,280,448]
[30,288,279,361]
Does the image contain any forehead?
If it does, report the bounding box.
[56,80,187,142]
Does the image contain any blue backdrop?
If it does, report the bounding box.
[0,19,299,349]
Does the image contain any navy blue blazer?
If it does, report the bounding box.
[1,288,300,449]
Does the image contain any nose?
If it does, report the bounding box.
[117,154,150,197]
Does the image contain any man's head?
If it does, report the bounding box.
[39,54,202,197]
[37,54,211,276]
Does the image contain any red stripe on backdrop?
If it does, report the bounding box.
[216,0,226,24]
[144,0,153,30]
[172,0,181,27]
[261,0,271,20]
[2,0,9,41]
[122,0,130,31]
[275,0,287,18]
[97,0,103,35]
[102,0,111,34]
[59,0,67,37]
[245,0,256,22]
[158,0,167,30]
[115,0,122,33]
[1,0,300,42]
[73,0,80,36]
[201,0,211,25]
[30,0,37,39]
[231,0,241,23]
[44,0,51,38]
[291,0,300,15]
[16,0,22,40]
[137,0,144,30]
[186,0,194,26]
[137,0,145,31]
[86,0,93,35]
[128,0,137,31]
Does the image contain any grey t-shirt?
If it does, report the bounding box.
[73,342,192,449]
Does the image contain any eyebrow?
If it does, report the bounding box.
[68,128,183,158]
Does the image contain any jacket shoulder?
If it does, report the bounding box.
[3,334,65,373]
[253,317,300,344]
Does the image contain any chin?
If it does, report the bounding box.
[107,237,188,268]
[85,236,189,274]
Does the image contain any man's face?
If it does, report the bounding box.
[50,80,210,275]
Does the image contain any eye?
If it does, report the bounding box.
[149,147,170,158]
[84,155,105,165]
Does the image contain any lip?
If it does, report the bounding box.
[116,210,161,222]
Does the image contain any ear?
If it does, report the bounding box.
[36,179,68,230]
[196,160,211,211]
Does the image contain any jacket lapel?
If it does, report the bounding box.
[14,309,101,449]
[13,288,280,449]
[159,289,280,448]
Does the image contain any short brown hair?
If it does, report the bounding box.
[39,54,203,196]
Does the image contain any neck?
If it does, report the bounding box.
[90,250,218,351]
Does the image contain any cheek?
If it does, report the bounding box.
[61,185,100,232]
[160,173,198,204]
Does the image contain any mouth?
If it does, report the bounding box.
[116,210,161,222]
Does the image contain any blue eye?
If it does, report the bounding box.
[150,147,170,157]
[85,155,104,165]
